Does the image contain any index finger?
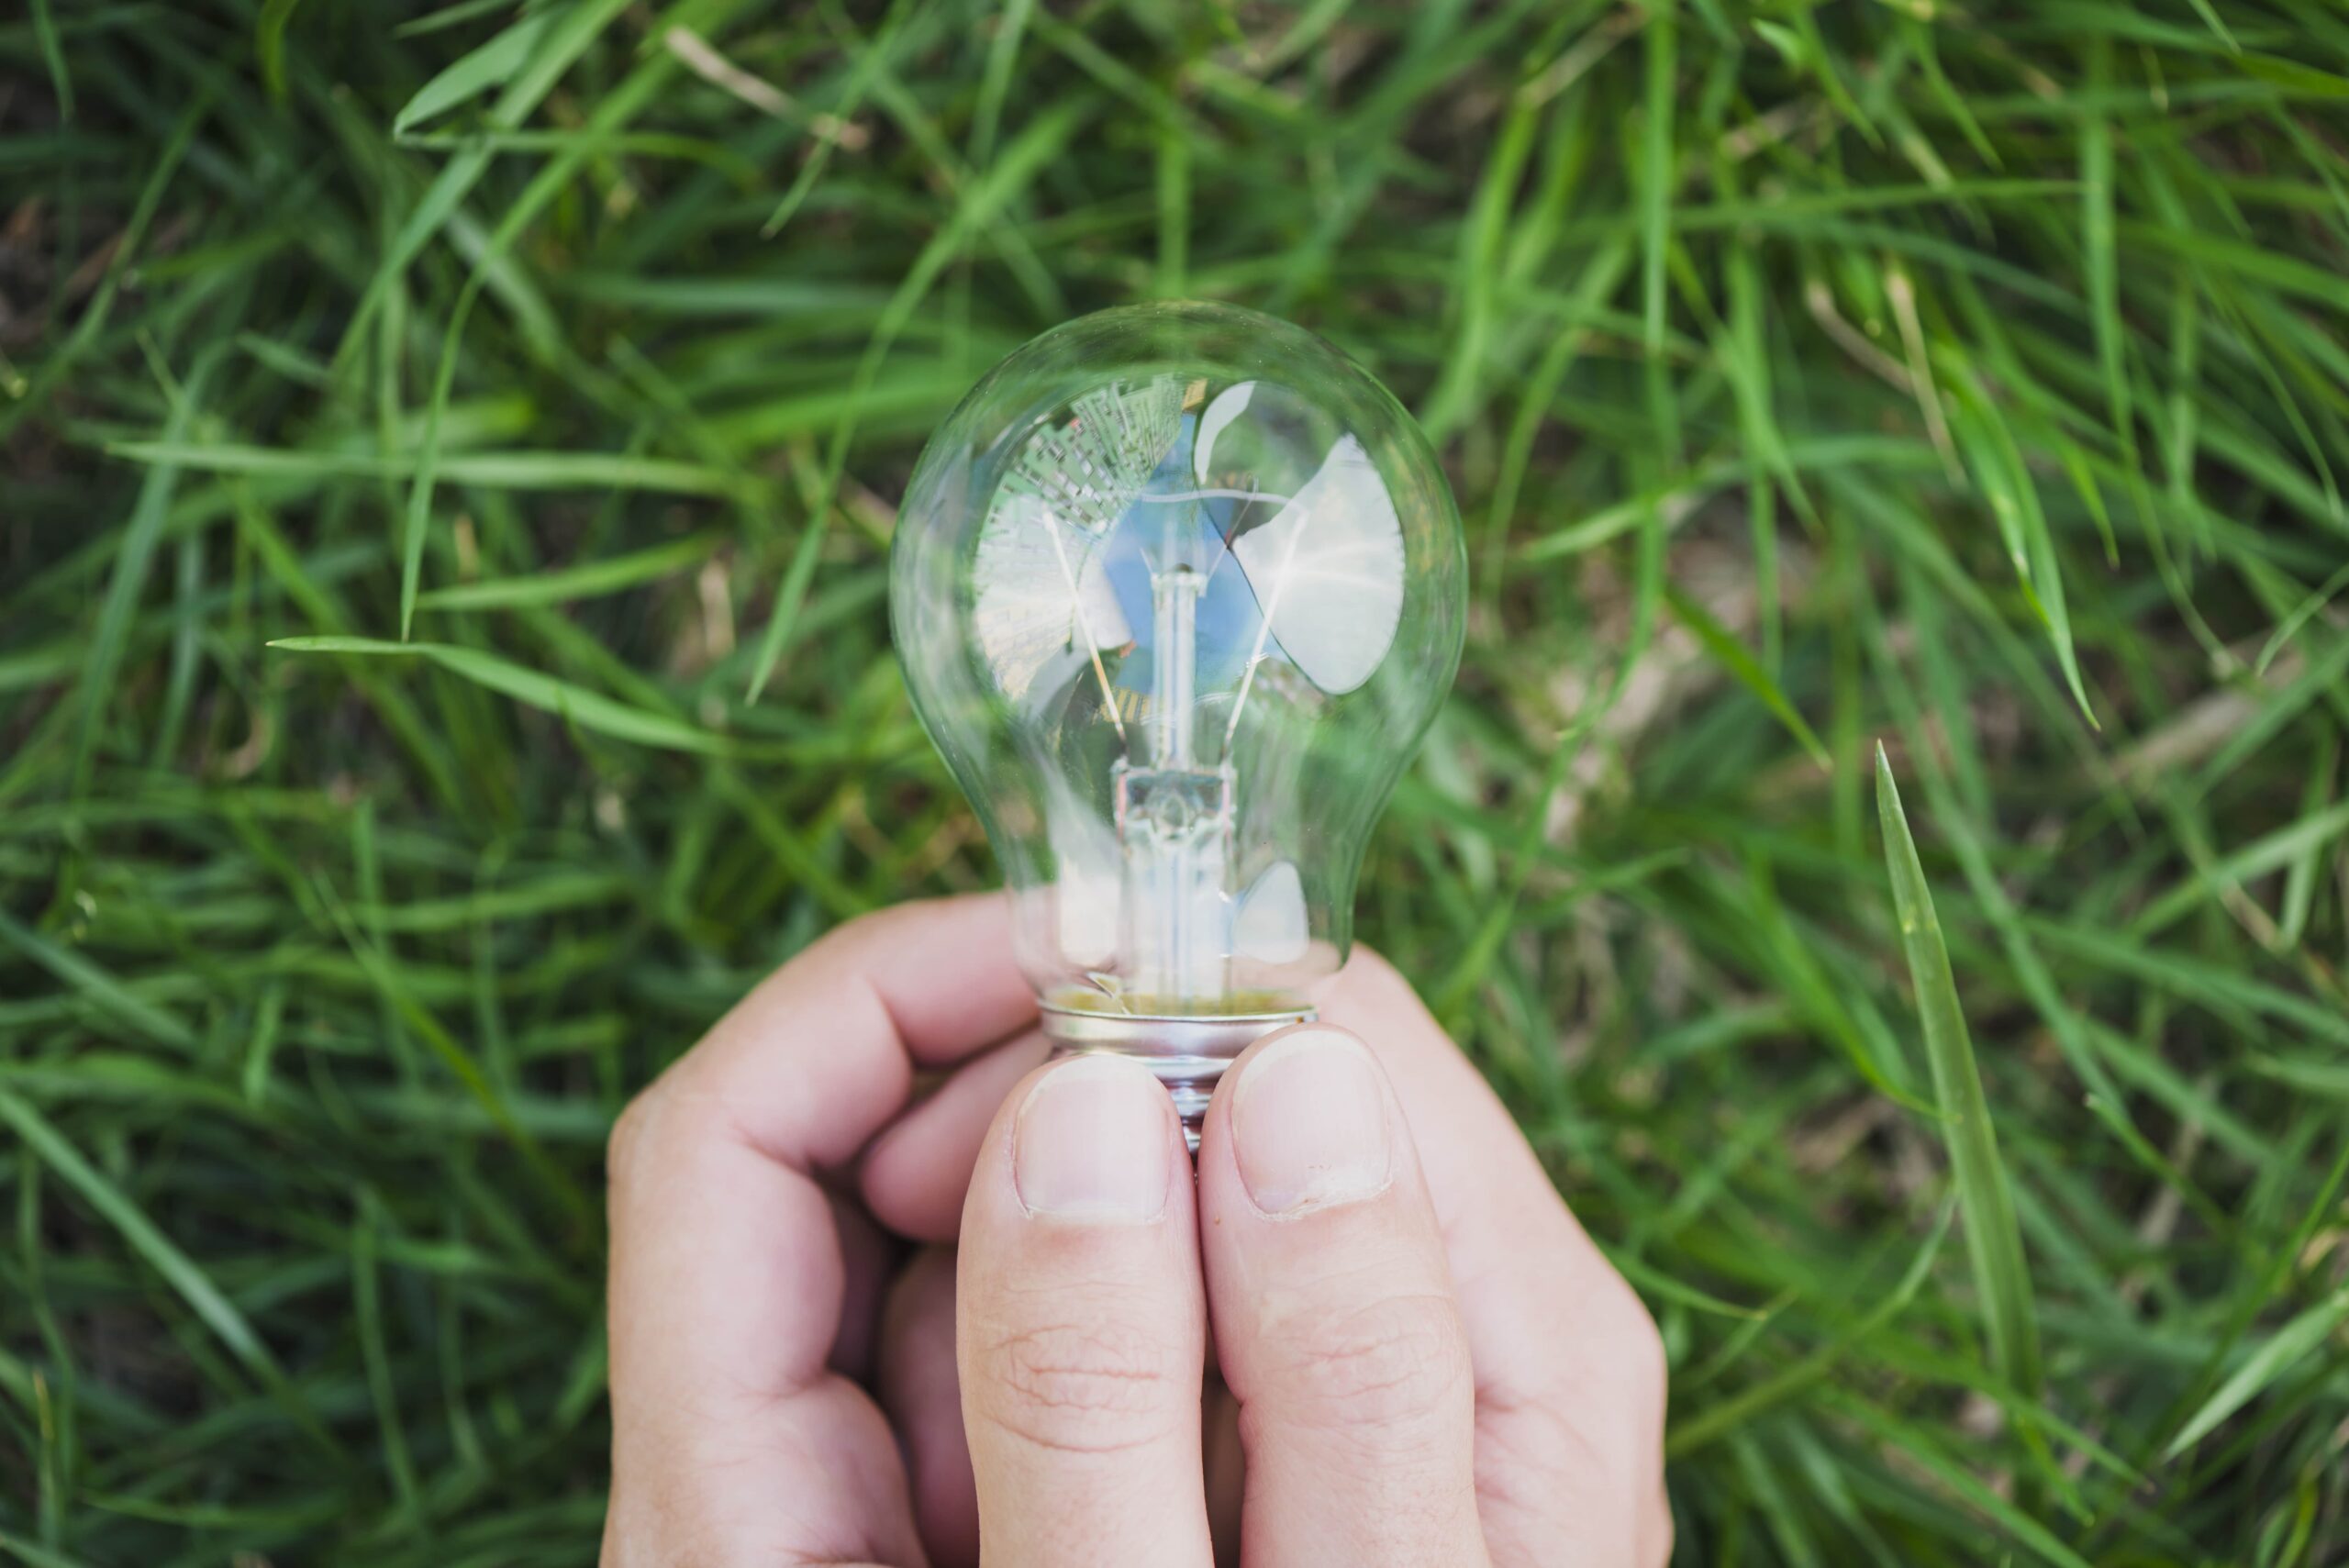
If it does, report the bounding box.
[605,895,1033,1564]
[641,891,1037,1171]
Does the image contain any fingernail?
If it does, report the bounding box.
[1231,1028,1391,1216]
[1013,1054,1174,1222]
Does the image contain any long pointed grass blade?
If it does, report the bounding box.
[1876,744,2042,1396]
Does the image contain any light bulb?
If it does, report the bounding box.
[893,302,1465,1136]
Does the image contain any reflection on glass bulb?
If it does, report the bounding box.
[893,303,1465,1131]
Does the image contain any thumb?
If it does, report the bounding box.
[956,1053,1213,1568]
[1196,1024,1490,1567]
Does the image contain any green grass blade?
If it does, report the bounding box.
[759,0,914,239]
[415,533,718,611]
[1669,1200,1954,1457]
[106,442,756,497]
[1664,581,1830,768]
[1876,744,2042,1396]
[2165,1287,2349,1460]
[0,86,209,443]
[743,97,1086,701]
[28,0,72,119]
[2081,35,2133,465]
[391,9,552,136]
[1640,5,1674,359]
[268,638,729,753]
[0,907,197,1053]
[72,350,224,799]
[0,1088,284,1386]
[255,0,307,99]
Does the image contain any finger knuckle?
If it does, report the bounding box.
[1594,1271,1670,1435]
[809,896,938,962]
[1272,1289,1471,1430]
[605,1084,661,1187]
[1483,1272,1670,1526]
[975,1317,1188,1456]
[1647,1490,1676,1568]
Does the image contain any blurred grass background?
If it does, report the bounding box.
[5,0,2349,1562]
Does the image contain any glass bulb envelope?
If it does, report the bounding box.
[893,303,1465,1112]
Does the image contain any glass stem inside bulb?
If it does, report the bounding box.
[1150,565,1200,769]
[1112,562,1235,1009]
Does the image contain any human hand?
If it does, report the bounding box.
[602,895,1669,1566]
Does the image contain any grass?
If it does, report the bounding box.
[5,0,2349,1562]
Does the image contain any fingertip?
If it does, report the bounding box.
[1210,1023,1403,1218]
[1305,954,1571,1240]
[957,1049,1201,1316]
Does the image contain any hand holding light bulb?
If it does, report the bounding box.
[602,895,1671,1567]
[604,309,1664,1564]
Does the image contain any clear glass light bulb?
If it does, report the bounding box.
[893,302,1465,1134]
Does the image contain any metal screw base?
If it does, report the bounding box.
[1041,1004,1313,1153]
